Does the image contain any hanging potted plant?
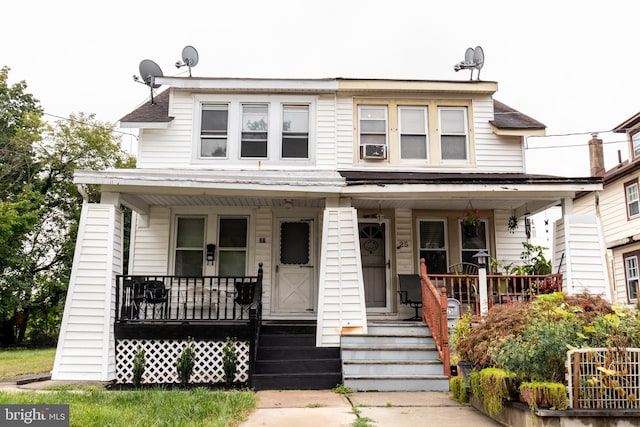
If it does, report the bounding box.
[462,207,482,237]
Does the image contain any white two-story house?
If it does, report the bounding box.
[52,76,605,390]
[574,115,640,306]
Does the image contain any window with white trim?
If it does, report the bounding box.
[217,217,248,276]
[624,253,639,301]
[418,219,448,274]
[359,106,388,146]
[241,104,268,158]
[399,106,428,160]
[632,132,640,159]
[625,180,639,218]
[175,216,205,276]
[200,105,228,158]
[439,107,468,161]
[282,105,309,159]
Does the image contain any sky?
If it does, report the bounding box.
[2,0,639,176]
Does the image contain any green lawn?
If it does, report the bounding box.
[0,347,56,380]
[0,387,256,427]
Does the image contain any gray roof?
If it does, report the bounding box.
[119,89,173,123]
[490,99,545,130]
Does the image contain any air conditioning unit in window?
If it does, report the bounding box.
[360,144,387,160]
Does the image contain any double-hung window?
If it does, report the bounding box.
[633,132,640,160]
[359,106,388,146]
[217,217,248,276]
[241,104,268,158]
[625,180,639,219]
[460,220,487,265]
[200,105,228,158]
[175,217,205,276]
[439,107,469,161]
[282,105,309,159]
[624,253,639,301]
[399,106,428,160]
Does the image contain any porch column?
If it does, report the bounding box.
[316,206,368,347]
[52,202,123,381]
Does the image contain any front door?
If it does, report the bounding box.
[359,220,391,313]
[273,218,316,315]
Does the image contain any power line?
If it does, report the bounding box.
[43,112,138,140]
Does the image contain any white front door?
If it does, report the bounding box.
[273,218,316,314]
[359,220,391,313]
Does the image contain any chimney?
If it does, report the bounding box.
[588,133,605,176]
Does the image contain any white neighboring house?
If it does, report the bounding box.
[52,76,605,387]
[573,117,640,306]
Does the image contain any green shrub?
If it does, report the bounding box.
[450,376,468,403]
[475,368,515,417]
[132,346,145,387]
[222,337,238,386]
[176,337,196,386]
[519,381,568,410]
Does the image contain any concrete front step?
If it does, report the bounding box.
[343,334,435,347]
[343,359,444,376]
[341,346,440,361]
[366,323,433,336]
[344,375,450,392]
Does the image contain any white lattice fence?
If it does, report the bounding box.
[116,339,250,384]
[568,348,640,409]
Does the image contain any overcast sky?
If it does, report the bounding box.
[3,1,638,176]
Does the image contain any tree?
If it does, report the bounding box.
[0,66,135,345]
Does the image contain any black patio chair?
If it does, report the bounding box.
[143,280,168,319]
[234,280,257,318]
[397,274,423,321]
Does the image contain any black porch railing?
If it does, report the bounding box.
[115,265,264,322]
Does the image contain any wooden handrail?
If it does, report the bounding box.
[419,258,451,378]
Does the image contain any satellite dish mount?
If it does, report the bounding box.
[453,46,484,80]
[133,59,163,104]
[175,45,199,77]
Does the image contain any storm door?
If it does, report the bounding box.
[273,219,316,314]
[359,220,391,312]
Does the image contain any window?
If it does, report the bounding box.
[282,105,309,158]
[633,132,640,159]
[399,106,428,160]
[200,105,228,157]
[218,217,248,276]
[460,220,487,265]
[439,107,468,161]
[625,181,639,218]
[359,106,388,146]
[418,220,447,274]
[175,217,205,276]
[624,253,639,301]
[241,104,268,158]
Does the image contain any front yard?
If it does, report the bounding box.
[0,347,56,380]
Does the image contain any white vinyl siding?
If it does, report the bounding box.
[53,204,121,381]
[130,207,170,276]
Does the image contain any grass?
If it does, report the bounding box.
[0,347,56,380]
[0,387,256,427]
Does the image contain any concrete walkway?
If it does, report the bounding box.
[240,390,502,427]
[1,379,502,426]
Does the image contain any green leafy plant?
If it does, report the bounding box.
[475,368,515,417]
[519,382,568,410]
[462,207,481,227]
[132,346,145,388]
[332,383,353,395]
[176,337,196,387]
[450,376,468,403]
[222,337,238,386]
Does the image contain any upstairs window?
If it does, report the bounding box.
[241,104,268,158]
[359,106,388,146]
[200,105,228,158]
[399,106,428,160]
[282,105,309,159]
[633,132,640,159]
[175,217,205,276]
[625,180,639,219]
[439,107,468,161]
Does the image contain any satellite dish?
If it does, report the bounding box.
[453,46,485,80]
[175,45,199,76]
[133,59,163,104]
[139,59,163,88]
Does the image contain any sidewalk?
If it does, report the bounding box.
[240,390,502,427]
